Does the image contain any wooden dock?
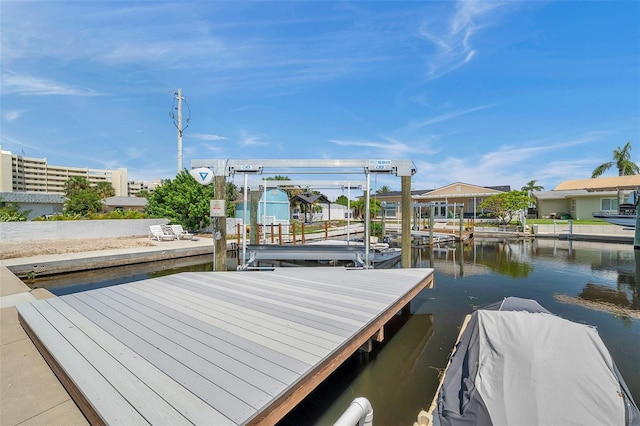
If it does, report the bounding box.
[17,267,434,425]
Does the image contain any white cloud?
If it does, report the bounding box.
[418,1,508,79]
[2,109,26,121]
[189,133,227,141]
[410,104,495,129]
[1,72,101,96]
[239,130,266,146]
[330,137,439,157]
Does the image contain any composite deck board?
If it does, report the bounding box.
[161,276,366,328]
[17,267,434,425]
[183,272,387,312]
[171,276,374,325]
[136,278,347,345]
[228,271,398,303]
[177,274,382,318]
[63,294,257,423]
[46,298,234,425]
[155,276,358,337]
[122,285,325,364]
[18,303,152,425]
[132,280,345,346]
[109,286,310,376]
[70,291,276,408]
[82,290,289,395]
[33,300,195,426]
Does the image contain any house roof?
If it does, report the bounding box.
[554,175,640,191]
[102,196,147,207]
[373,189,432,197]
[290,193,331,205]
[0,192,64,204]
[415,182,510,199]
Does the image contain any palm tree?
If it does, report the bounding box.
[521,180,544,194]
[376,185,391,194]
[521,180,544,213]
[591,141,639,178]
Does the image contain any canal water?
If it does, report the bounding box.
[31,238,639,425]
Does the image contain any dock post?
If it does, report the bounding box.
[214,175,227,272]
[635,214,640,249]
[429,205,434,246]
[459,206,464,240]
[250,190,259,244]
[401,175,411,268]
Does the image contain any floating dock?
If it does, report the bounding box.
[17,267,434,425]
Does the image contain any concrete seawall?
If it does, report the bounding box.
[0,219,170,241]
[531,223,634,243]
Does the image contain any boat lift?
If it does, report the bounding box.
[191,159,416,268]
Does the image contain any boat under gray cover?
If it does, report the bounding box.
[437,297,640,426]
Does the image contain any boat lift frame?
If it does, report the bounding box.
[191,159,416,268]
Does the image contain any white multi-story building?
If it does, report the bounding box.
[128,179,162,197]
[0,149,128,196]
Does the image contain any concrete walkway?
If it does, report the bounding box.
[1,267,89,425]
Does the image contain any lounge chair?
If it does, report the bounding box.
[169,224,193,240]
[149,225,175,241]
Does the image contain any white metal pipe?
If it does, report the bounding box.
[242,173,248,267]
[347,182,351,245]
[333,397,373,426]
[364,174,370,267]
[262,179,267,243]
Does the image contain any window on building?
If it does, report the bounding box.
[600,198,618,212]
[383,202,397,218]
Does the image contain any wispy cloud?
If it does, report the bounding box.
[189,133,227,141]
[0,135,52,155]
[411,132,605,191]
[409,104,495,129]
[239,130,266,146]
[1,72,101,96]
[330,137,439,156]
[418,1,507,79]
[2,109,27,121]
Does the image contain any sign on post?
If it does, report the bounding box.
[210,200,226,217]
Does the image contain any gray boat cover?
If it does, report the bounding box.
[437,297,640,426]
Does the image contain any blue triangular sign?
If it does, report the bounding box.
[199,171,209,181]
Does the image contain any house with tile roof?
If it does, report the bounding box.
[532,175,640,219]
[371,182,511,220]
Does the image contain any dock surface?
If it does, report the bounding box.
[16,267,434,425]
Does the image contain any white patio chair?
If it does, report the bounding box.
[169,224,193,240]
[149,225,175,241]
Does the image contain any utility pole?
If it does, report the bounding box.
[175,88,184,173]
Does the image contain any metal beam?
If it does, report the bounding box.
[190,159,417,177]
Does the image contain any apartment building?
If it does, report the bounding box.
[0,149,128,196]
[128,179,162,197]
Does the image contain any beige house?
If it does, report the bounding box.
[533,175,640,219]
[372,182,510,220]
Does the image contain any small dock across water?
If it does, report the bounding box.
[17,267,434,425]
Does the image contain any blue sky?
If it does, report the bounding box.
[1,1,639,196]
